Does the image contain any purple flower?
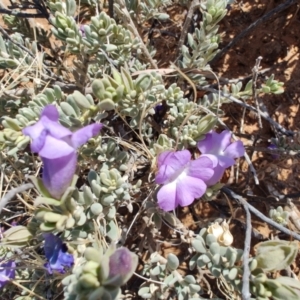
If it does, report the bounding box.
[23,105,102,199]
[43,233,74,274]
[155,150,214,211]
[197,130,245,186]
[0,261,15,289]
[268,143,279,159]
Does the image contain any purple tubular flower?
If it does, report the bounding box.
[23,105,102,199]
[0,261,15,289]
[43,233,74,274]
[155,150,214,211]
[197,130,245,186]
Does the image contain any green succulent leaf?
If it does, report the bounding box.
[192,237,207,254]
[265,277,300,300]
[1,225,32,247]
[166,253,179,271]
[255,240,298,272]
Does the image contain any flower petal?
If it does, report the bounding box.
[42,152,77,199]
[158,150,191,168]
[71,123,103,148]
[23,105,104,199]
[188,156,214,182]
[197,133,214,153]
[198,154,218,168]
[44,233,62,262]
[224,140,245,159]
[44,250,74,274]
[176,176,207,207]
[5,261,15,280]
[156,164,176,184]
[43,233,73,274]
[41,105,59,122]
[57,245,74,268]
[205,165,226,186]
[157,181,177,211]
[217,155,235,168]
[197,130,232,155]
[156,150,191,183]
[0,261,15,288]
[22,105,72,152]
[157,150,174,167]
[39,135,74,159]
[218,130,232,150]
[0,261,15,278]
[22,121,47,153]
[0,275,9,288]
[41,105,72,139]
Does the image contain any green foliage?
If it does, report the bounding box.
[27,166,139,242]
[188,229,300,299]
[126,0,171,22]
[62,246,138,300]
[180,0,229,69]
[51,2,140,65]
[138,252,203,299]
[255,240,298,272]
[0,0,293,299]
[269,206,289,226]
[0,33,39,70]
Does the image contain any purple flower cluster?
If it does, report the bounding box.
[43,233,74,274]
[23,105,102,199]
[155,130,245,211]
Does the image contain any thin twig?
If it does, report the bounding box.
[211,0,298,64]
[0,8,44,18]
[222,187,300,241]
[134,272,166,285]
[240,105,246,134]
[176,0,200,58]
[252,56,263,128]
[0,183,34,213]
[240,198,252,300]
[11,280,46,300]
[202,86,294,136]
